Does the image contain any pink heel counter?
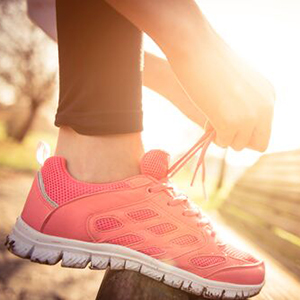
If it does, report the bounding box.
[21,174,55,231]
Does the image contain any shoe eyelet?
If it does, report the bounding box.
[147,187,153,194]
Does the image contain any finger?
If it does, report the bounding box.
[204,120,214,132]
[248,127,271,152]
[214,130,236,148]
[231,127,254,151]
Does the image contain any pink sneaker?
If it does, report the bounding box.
[6,132,264,299]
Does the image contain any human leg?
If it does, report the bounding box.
[54,0,144,182]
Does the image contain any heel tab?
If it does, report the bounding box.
[36,141,51,166]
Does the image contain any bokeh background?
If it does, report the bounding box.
[0,0,300,299]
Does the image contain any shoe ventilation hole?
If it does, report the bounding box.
[191,256,226,268]
[138,247,165,256]
[95,217,123,231]
[105,234,144,246]
[147,223,177,235]
[221,244,258,263]
[171,234,198,245]
[127,209,159,221]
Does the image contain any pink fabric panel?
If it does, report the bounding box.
[41,182,152,241]
[21,175,54,231]
[207,263,265,285]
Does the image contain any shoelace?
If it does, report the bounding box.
[169,128,216,199]
[149,129,216,236]
[149,182,216,236]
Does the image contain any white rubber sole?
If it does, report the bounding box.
[6,217,263,299]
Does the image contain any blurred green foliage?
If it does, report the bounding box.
[0,121,56,172]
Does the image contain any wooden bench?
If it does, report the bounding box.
[221,149,300,278]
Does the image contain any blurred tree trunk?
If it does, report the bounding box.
[6,102,39,142]
[0,0,57,143]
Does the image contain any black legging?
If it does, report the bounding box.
[55,0,143,135]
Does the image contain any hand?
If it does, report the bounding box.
[206,57,275,152]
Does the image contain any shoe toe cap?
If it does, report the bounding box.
[207,261,265,285]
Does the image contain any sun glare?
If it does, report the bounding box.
[142,0,300,167]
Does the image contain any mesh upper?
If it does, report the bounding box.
[138,247,165,257]
[95,217,123,231]
[171,234,198,245]
[105,234,144,246]
[221,244,258,263]
[147,223,177,235]
[140,150,170,180]
[41,157,130,206]
[127,209,159,221]
[191,256,226,268]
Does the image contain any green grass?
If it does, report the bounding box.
[0,122,56,172]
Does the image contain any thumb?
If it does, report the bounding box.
[204,119,215,133]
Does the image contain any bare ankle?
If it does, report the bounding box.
[54,127,144,183]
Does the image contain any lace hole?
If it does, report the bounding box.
[147,187,153,193]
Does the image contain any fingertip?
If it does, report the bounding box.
[232,145,245,152]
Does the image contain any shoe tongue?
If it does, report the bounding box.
[140,150,170,180]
